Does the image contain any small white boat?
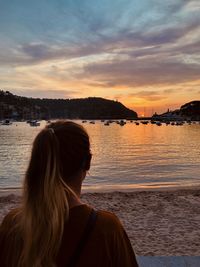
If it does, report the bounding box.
[2,119,12,125]
[29,120,40,127]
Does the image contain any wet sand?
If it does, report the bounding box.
[0,188,200,256]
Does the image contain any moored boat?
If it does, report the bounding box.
[29,120,40,127]
[119,120,126,126]
[2,119,12,125]
[141,121,149,125]
[156,122,162,126]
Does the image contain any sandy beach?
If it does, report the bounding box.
[0,188,200,256]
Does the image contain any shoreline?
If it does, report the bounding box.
[0,184,200,196]
[0,187,200,255]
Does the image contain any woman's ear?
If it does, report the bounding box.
[84,154,92,171]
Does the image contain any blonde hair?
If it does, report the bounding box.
[5,121,91,267]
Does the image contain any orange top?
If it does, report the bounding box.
[0,205,138,267]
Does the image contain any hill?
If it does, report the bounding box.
[179,101,200,120]
[153,100,200,121]
[0,90,137,120]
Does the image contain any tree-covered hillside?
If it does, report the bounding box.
[0,90,137,120]
[180,101,200,120]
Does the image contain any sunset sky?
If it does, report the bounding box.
[0,0,200,116]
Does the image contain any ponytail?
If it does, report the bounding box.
[19,127,73,267]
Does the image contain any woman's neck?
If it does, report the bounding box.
[66,171,86,208]
[67,184,84,208]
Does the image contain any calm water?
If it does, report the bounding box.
[0,121,200,190]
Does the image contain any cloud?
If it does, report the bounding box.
[112,88,179,103]
[1,8,200,67]
[8,88,77,99]
[79,55,200,88]
[21,43,52,60]
[129,90,167,101]
[163,89,176,94]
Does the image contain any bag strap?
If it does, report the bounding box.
[67,209,98,267]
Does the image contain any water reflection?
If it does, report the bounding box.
[0,121,200,189]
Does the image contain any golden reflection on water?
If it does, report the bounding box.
[0,121,200,189]
[84,122,200,189]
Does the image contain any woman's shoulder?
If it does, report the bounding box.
[71,204,124,234]
[96,209,124,233]
[0,208,23,266]
[0,208,21,233]
[97,209,120,222]
[95,210,138,267]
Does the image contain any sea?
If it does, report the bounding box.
[0,120,200,191]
